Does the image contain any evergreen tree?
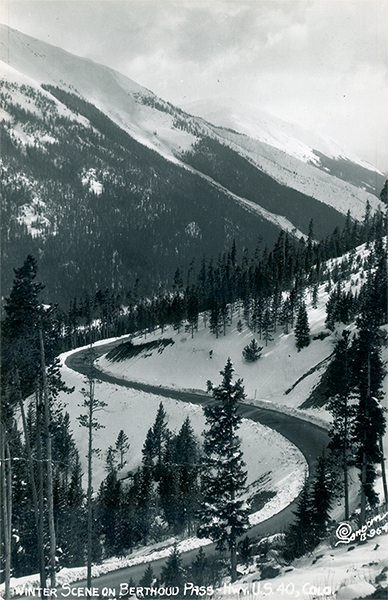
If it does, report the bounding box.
[142,427,156,470]
[350,312,386,524]
[250,296,263,336]
[261,308,274,347]
[209,296,223,338]
[198,359,249,582]
[188,547,225,590]
[135,466,156,545]
[295,301,310,351]
[311,284,318,310]
[153,402,169,480]
[175,417,201,535]
[98,471,121,556]
[379,179,387,205]
[327,330,354,520]
[77,350,107,587]
[284,479,314,560]
[310,454,333,545]
[188,547,208,588]
[158,433,181,531]
[105,445,118,474]
[279,296,293,334]
[160,544,185,589]
[115,429,130,470]
[139,563,156,587]
[115,483,139,555]
[65,456,85,567]
[242,338,263,362]
[186,286,199,338]
[141,402,170,480]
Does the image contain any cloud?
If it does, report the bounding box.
[1,0,387,169]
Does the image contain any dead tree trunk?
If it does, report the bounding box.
[39,324,57,588]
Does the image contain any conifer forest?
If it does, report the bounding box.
[1,198,387,595]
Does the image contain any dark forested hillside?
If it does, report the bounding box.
[1,81,296,307]
[183,136,347,239]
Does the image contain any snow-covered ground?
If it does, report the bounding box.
[230,529,388,600]
[2,244,387,600]
[58,358,307,514]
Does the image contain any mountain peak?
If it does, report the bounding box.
[182,98,382,174]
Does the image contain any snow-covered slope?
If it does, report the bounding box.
[184,100,385,221]
[1,24,384,225]
[184,99,379,172]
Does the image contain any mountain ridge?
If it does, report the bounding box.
[0,24,385,306]
[1,23,384,211]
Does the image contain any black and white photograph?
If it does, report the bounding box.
[0,1,387,599]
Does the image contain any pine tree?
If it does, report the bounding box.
[135,466,156,545]
[350,312,386,524]
[98,471,121,556]
[141,402,170,480]
[327,330,354,520]
[186,286,199,338]
[152,402,169,480]
[242,339,263,362]
[175,417,200,535]
[209,296,223,338]
[139,563,156,587]
[158,435,181,531]
[198,359,249,582]
[115,429,130,470]
[160,544,185,589]
[295,301,310,351]
[261,307,274,347]
[66,456,85,567]
[105,445,118,474]
[310,454,333,545]
[188,547,208,587]
[77,349,107,587]
[142,427,155,469]
[188,547,225,590]
[115,483,139,555]
[279,297,293,334]
[284,479,314,560]
[379,179,387,205]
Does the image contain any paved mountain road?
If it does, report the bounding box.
[61,341,329,593]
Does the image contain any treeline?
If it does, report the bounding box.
[5,80,383,310]
[58,205,387,353]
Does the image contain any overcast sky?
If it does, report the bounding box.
[1,0,387,171]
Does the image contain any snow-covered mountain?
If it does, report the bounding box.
[1,23,384,218]
[183,99,385,220]
[0,24,386,306]
[184,98,379,172]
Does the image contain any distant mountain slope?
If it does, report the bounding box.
[183,100,385,217]
[0,77,285,305]
[1,24,383,216]
[0,25,384,306]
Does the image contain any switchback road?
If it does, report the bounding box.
[62,340,329,591]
